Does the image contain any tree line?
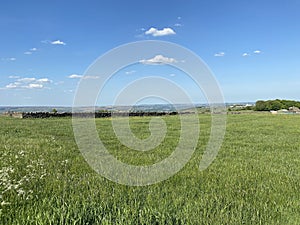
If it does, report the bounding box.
[254,99,300,111]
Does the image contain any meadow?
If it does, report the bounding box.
[0,113,299,224]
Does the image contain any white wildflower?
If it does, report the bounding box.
[17,189,25,196]
[1,201,10,206]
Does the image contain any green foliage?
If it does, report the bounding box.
[228,105,254,111]
[244,105,254,110]
[0,114,300,224]
[98,109,109,113]
[254,99,300,111]
[52,108,58,114]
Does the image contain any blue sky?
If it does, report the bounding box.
[0,0,300,106]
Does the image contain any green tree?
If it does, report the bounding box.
[254,99,300,111]
[270,100,283,110]
[254,100,266,111]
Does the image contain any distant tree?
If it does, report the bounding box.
[296,102,300,108]
[244,105,254,110]
[270,100,283,110]
[98,109,109,113]
[254,100,267,111]
[254,99,300,111]
[52,108,58,114]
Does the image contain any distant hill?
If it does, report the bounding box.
[0,106,72,114]
[0,104,194,114]
[0,102,255,114]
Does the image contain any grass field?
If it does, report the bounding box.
[0,113,299,224]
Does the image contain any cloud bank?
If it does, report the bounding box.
[5,77,52,89]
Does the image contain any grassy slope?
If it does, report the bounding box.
[0,114,299,224]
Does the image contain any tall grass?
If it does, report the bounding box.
[0,114,299,224]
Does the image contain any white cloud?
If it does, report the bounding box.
[68,74,83,79]
[214,52,225,57]
[5,82,43,89]
[125,70,136,75]
[68,74,100,79]
[64,89,74,93]
[140,55,178,65]
[174,23,182,27]
[28,83,43,89]
[177,16,182,20]
[18,77,36,83]
[6,83,18,89]
[254,50,261,54]
[8,75,20,79]
[83,75,100,79]
[170,73,176,77]
[4,77,51,89]
[242,53,250,57]
[36,78,52,83]
[145,27,176,37]
[24,48,38,55]
[51,40,66,45]
[2,57,16,61]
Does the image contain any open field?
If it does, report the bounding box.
[0,113,300,224]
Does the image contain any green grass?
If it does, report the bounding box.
[0,114,300,224]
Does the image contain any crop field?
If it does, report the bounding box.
[0,113,299,224]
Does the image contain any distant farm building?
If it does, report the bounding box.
[289,106,300,113]
[4,111,23,118]
[271,107,300,114]
[277,109,289,114]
